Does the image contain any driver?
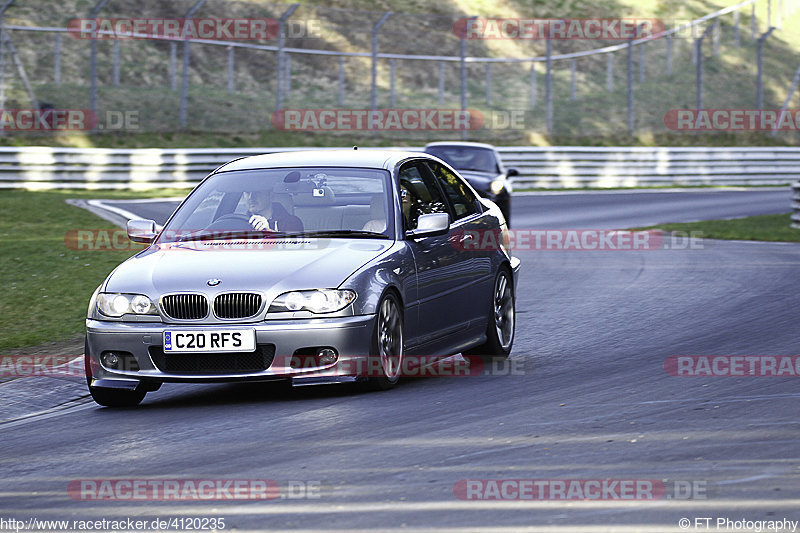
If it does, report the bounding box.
[244,189,303,232]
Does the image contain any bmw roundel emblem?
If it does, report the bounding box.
[207,278,222,287]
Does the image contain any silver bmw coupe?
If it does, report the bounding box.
[85,149,520,406]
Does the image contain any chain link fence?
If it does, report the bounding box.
[0,0,796,140]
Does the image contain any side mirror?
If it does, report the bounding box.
[506,167,519,177]
[406,212,450,239]
[127,219,157,244]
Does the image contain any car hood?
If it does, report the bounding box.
[104,238,392,297]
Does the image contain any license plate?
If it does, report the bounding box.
[162,329,256,353]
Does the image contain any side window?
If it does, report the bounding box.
[397,162,448,230]
[427,162,481,220]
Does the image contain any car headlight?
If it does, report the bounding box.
[97,293,158,317]
[490,179,507,195]
[269,289,356,314]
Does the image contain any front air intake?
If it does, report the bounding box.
[213,293,263,319]
[161,294,209,320]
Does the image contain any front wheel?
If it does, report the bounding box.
[365,292,404,391]
[464,267,515,363]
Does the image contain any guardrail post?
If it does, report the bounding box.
[627,30,634,135]
[169,42,177,90]
[695,24,714,110]
[53,33,61,85]
[438,61,444,106]
[665,35,672,76]
[792,180,800,229]
[179,0,207,129]
[284,53,291,99]
[569,59,576,101]
[460,16,475,140]
[606,53,613,90]
[485,63,491,105]
[370,11,391,111]
[771,59,800,137]
[389,58,396,107]
[712,19,721,57]
[112,39,120,86]
[638,44,644,83]
[529,63,537,108]
[733,10,740,47]
[545,37,552,134]
[276,3,299,112]
[89,0,110,132]
[757,27,776,108]
[227,46,234,93]
[0,0,9,123]
[338,57,345,106]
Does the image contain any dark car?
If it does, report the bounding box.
[423,142,517,226]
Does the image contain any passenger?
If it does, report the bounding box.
[362,195,387,233]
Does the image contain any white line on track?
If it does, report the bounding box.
[0,398,95,430]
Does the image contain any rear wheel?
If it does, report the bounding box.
[365,292,404,391]
[464,267,515,363]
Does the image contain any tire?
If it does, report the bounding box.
[364,291,404,391]
[463,267,515,363]
[89,386,146,408]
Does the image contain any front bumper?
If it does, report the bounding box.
[86,314,376,388]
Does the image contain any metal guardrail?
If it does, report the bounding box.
[499,146,800,188]
[1,146,799,190]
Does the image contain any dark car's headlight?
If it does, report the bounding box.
[491,179,510,195]
[269,290,356,314]
[97,293,158,317]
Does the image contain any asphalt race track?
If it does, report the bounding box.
[1,189,798,532]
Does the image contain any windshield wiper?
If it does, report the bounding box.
[278,230,391,239]
[174,230,282,242]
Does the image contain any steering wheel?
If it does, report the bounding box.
[203,213,254,231]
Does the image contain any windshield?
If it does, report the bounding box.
[159,167,394,243]
[425,146,499,174]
